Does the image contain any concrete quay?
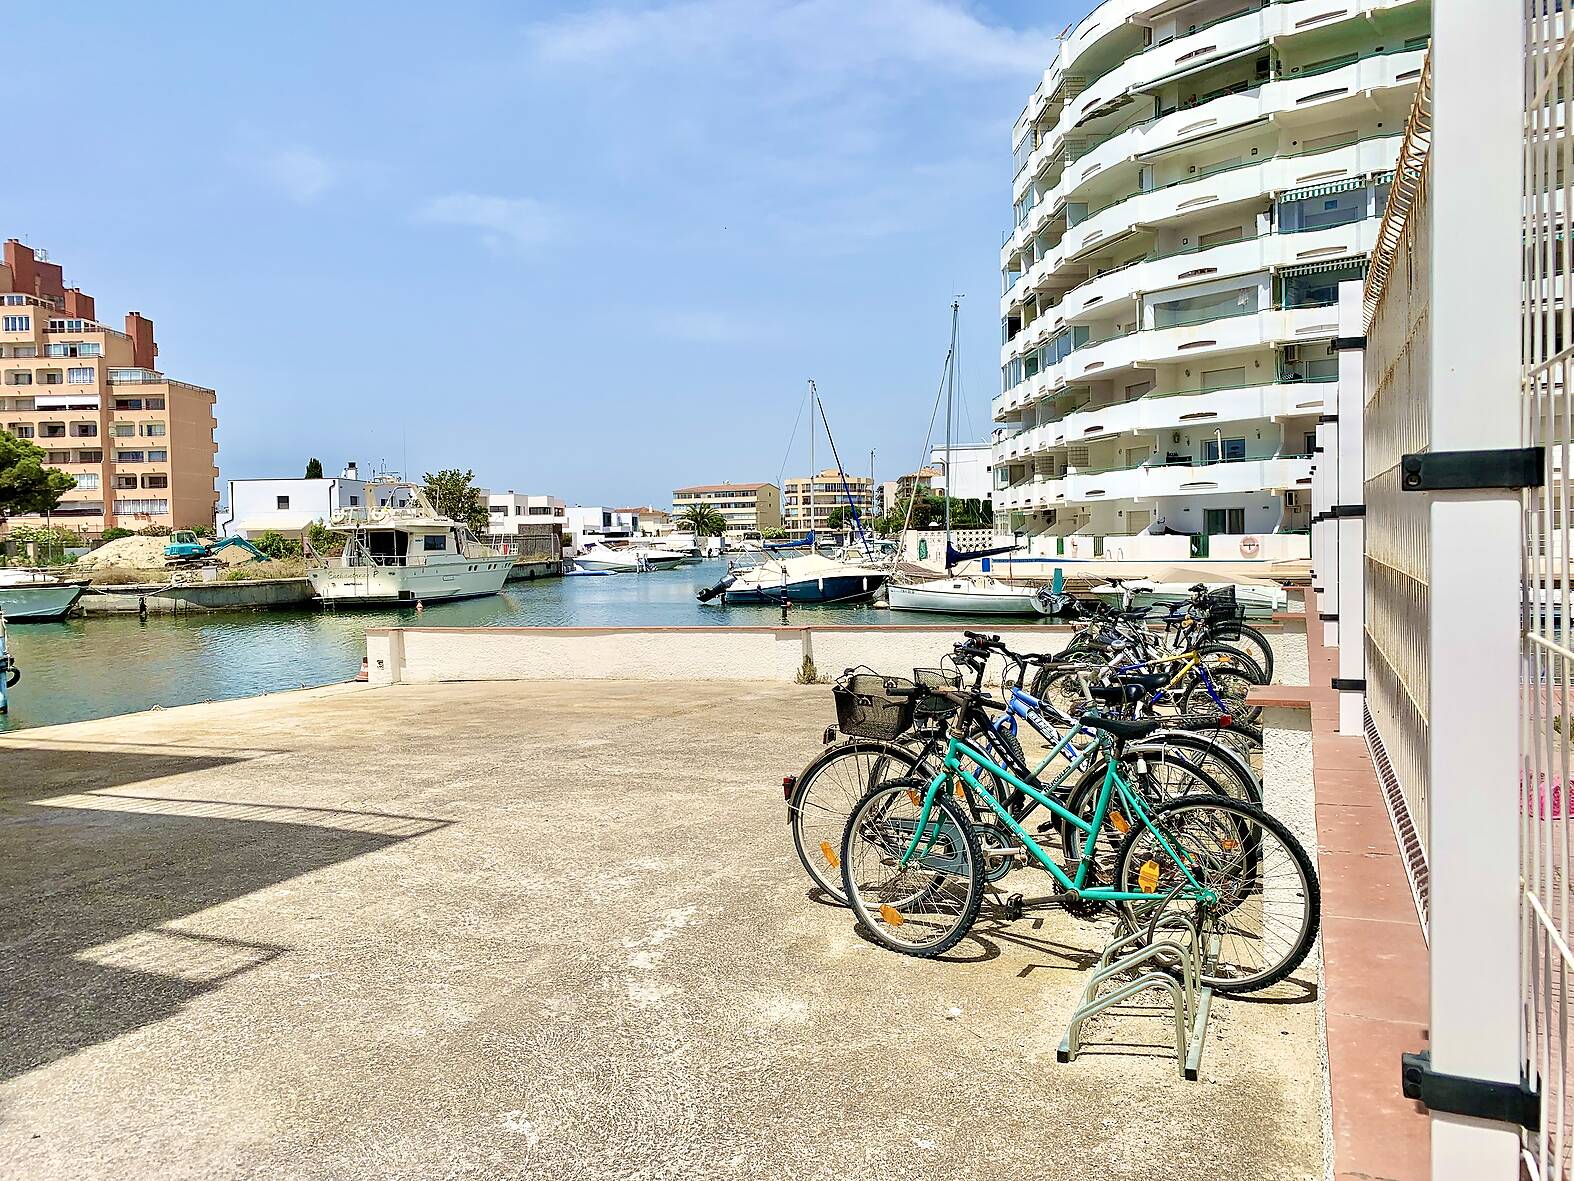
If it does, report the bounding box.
[0,678,1323,1181]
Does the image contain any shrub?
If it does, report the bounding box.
[101,527,134,543]
[252,530,302,560]
[136,524,172,537]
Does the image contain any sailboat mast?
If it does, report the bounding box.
[807,379,815,540]
[943,301,957,560]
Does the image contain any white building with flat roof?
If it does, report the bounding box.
[485,492,566,536]
[928,443,993,505]
[993,0,1427,560]
[220,462,410,538]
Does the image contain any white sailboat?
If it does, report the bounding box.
[886,303,1050,617]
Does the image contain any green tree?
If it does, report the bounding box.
[422,468,489,532]
[760,526,787,540]
[825,505,856,530]
[677,504,728,537]
[0,429,76,519]
[252,530,301,559]
[304,457,324,479]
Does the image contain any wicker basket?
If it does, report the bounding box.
[833,673,916,740]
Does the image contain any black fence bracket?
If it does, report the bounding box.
[1401,1051,1540,1131]
[1401,447,1545,492]
[1331,677,1365,692]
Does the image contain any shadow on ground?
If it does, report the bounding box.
[0,739,450,1082]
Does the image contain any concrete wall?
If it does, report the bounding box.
[364,625,1078,687]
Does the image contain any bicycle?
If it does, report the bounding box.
[840,687,1319,993]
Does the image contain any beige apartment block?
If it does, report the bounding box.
[0,240,218,532]
[782,468,874,539]
[670,482,781,536]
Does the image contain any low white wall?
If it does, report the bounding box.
[365,625,1077,687]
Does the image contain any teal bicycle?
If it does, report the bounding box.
[840,687,1319,994]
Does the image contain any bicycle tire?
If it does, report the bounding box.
[1197,643,1266,686]
[1130,735,1261,804]
[1182,665,1262,723]
[1111,797,1320,993]
[841,778,985,958]
[789,739,921,904]
[1219,623,1274,682]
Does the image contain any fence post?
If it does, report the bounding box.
[1334,280,1365,737]
[1425,3,1524,1176]
[1316,407,1340,650]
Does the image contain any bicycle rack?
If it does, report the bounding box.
[1056,914,1215,1080]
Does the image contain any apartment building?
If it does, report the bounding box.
[0,240,217,532]
[486,492,567,536]
[670,482,782,537]
[993,0,1427,560]
[782,469,875,539]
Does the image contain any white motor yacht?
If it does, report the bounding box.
[306,486,514,606]
[574,540,685,572]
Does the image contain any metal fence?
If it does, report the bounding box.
[1522,2,1574,1173]
[1362,55,1434,924]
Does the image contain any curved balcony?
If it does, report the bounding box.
[1064,454,1313,502]
[1059,220,1377,324]
[997,475,1066,513]
[1054,379,1333,448]
[1005,44,1419,261]
[1016,0,1423,205]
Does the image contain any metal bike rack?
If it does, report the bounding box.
[1057,915,1215,1080]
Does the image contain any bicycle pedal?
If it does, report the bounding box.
[1005,893,1024,921]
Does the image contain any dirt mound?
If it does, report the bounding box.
[72,535,175,571]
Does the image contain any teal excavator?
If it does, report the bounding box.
[164,531,268,569]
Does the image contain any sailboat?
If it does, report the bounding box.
[886,302,1052,617]
[698,381,888,606]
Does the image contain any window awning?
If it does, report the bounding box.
[1277,177,1368,202]
[1276,256,1370,279]
[1371,169,1396,186]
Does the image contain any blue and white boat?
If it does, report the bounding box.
[715,553,888,605]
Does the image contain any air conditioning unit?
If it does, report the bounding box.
[1283,345,1301,362]
[1285,491,1304,509]
[1172,431,1182,443]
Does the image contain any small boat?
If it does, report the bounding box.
[714,553,888,605]
[0,610,16,714]
[1089,579,1288,618]
[888,575,1052,616]
[563,563,616,577]
[306,483,514,606]
[0,569,88,621]
[574,540,685,572]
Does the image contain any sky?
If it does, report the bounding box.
[4,0,1080,508]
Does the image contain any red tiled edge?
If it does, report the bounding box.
[1296,598,1431,1181]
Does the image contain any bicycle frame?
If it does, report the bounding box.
[898,730,1212,904]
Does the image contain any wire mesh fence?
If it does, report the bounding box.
[1523,3,1574,1173]
[1362,56,1434,925]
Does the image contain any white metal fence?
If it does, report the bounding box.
[1362,54,1434,923]
[1523,2,1574,1173]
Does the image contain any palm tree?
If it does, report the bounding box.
[677,504,728,537]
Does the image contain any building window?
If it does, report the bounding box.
[113,498,169,515]
[115,475,140,490]
[141,422,165,437]
[145,398,165,410]
[1204,507,1247,534]
[40,424,66,438]
[117,451,145,463]
[12,346,35,358]
[276,496,291,510]
[5,371,31,386]
[40,371,61,384]
[145,449,167,462]
[67,367,94,384]
[3,315,31,332]
[142,475,168,489]
[113,398,143,411]
[423,534,446,552]
[76,450,102,463]
[10,425,32,438]
[349,495,359,507]
[47,319,89,333]
[111,423,135,437]
[75,473,100,490]
[1203,438,1247,464]
[72,423,97,437]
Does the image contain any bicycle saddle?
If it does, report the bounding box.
[1077,713,1166,741]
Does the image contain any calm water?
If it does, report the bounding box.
[0,560,1055,733]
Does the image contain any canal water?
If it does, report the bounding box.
[1,560,1055,733]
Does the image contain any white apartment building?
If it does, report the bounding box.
[219,462,411,538]
[993,0,1427,561]
[485,492,566,536]
[928,442,994,505]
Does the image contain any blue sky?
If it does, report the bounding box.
[5,0,1078,507]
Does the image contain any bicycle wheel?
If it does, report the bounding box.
[1033,665,1097,718]
[1220,624,1274,682]
[1181,665,1262,723]
[1197,642,1265,685]
[790,740,920,904]
[1111,797,1319,993]
[841,778,985,958]
[1132,735,1261,804]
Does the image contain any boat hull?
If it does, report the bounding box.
[309,558,514,605]
[723,572,886,605]
[887,579,1048,616]
[0,583,86,621]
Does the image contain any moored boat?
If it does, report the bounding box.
[574,540,685,572]
[887,575,1051,616]
[306,485,514,606]
[0,569,88,622]
[717,553,888,605]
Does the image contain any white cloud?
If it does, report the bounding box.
[525,0,1057,74]
[411,193,564,251]
[253,146,339,204]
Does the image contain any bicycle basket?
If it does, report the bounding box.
[912,667,962,720]
[1205,601,1248,640]
[833,673,917,740]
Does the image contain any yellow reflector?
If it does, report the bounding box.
[955,782,966,800]
[819,840,840,869]
[1222,838,1239,851]
[879,904,906,926]
[1138,860,1161,892]
[907,788,924,807]
[1110,811,1130,834]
